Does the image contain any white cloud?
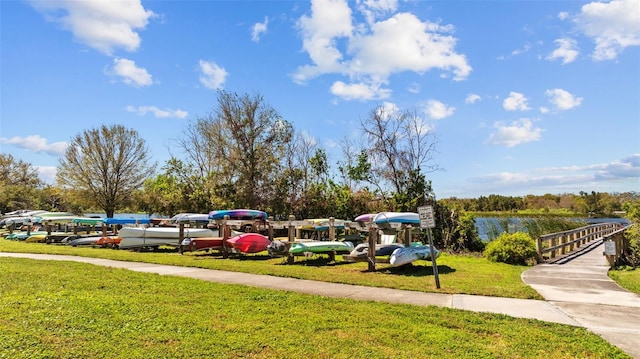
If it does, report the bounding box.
[503,92,531,111]
[575,0,640,61]
[27,0,155,55]
[126,105,188,119]
[294,0,471,101]
[348,13,472,80]
[0,135,67,156]
[376,101,400,118]
[487,118,543,147]
[467,154,640,195]
[107,58,153,87]
[545,88,583,110]
[546,38,579,64]
[511,43,532,56]
[294,0,353,82]
[199,60,228,90]
[356,0,398,24]
[330,80,390,100]
[252,17,269,42]
[423,99,454,120]
[593,153,640,180]
[558,12,570,20]
[36,166,57,184]
[465,93,481,104]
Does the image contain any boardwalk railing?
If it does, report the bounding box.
[602,225,632,267]
[536,223,621,263]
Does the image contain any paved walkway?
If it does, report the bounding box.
[2,243,639,358]
[521,240,640,358]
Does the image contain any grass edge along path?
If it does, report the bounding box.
[0,240,541,299]
[0,257,631,359]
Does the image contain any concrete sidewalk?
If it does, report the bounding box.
[522,241,640,358]
[2,248,639,358]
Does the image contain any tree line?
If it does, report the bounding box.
[1,90,637,252]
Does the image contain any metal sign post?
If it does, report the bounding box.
[418,205,440,289]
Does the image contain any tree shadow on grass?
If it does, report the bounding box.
[375,263,456,277]
[188,252,275,261]
[279,253,354,267]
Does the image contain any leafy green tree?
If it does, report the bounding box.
[56,124,156,218]
[177,91,293,211]
[621,200,640,267]
[0,153,43,213]
[579,191,604,216]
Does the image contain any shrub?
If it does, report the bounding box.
[620,224,640,268]
[484,232,537,265]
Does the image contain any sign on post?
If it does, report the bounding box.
[418,206,436,229]
[417,205,440,289]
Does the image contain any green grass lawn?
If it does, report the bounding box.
[0,240,541,299]
[0,257,630,359]
[609,267,640,293]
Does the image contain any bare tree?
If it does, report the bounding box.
[56,124,156,218]
[361,104,438,210]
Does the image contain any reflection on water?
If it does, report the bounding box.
[474,217,630,241]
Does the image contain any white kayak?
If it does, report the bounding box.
[118,227,216,239]
[389,245,440,267]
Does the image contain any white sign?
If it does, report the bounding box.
[417,205,436,229]
[604,241,616,255]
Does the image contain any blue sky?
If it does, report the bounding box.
[1,0,638,199]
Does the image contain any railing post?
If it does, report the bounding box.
[536,236,544,263]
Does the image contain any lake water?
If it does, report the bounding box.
[475,217,630,241]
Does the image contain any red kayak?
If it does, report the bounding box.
[183,237,224,252]
[226,233,270,253]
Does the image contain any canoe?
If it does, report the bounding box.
[309,218,348,231]
[389,245,440,267]
[373,212,419,225]
[118,226,216,239]
[96,236,122,246]
[354,213,376,223]
[349,243,405,258]
[103,218,151,225]
[66,235,103,246]
[5,231,49,240]
[118,237,181,249]
[35,212,77,223]
[71,217,105,225]
[208,209,268,220]
[289,241,354,254]
[226,233,271,253]
[180,237,224,252]
[170,213,210,223]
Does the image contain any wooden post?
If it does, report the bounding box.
[404,225,411,245]
[329,217,335,241]
[536,236,544,263]
[222,216,230,258]
[179,223,185,242]
[267,216,274,241]
[287,215,296,264]
[367,224,377,272]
